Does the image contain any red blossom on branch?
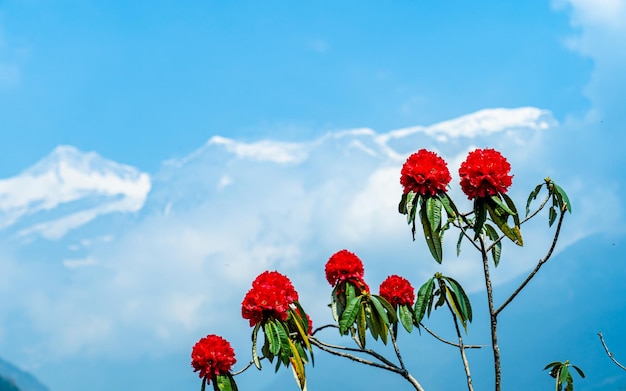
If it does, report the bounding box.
[191,334,237,382]
[325,249,365,287]
[400,149,451,196]
[379,275,415,307]
[459,148,513,200]
[241,271,299,326]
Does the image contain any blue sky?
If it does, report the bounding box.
[0,1,625,391]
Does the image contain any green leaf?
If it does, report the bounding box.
[438,192,458,218]
[339,296,362,334]
[544,361,562,370]
[369,295,390,326]
[445,288,467,332]
[473,198,487,236]
[356,302,367,348]
[288,339,307,391]
[559,365,570,387]
[553,183,572,213]
[252,323,262,370]
[365,304,380,341]
[399,192,409,214]
[373,295,398,323]
[484,224,502,267]
[274,321,291,362]
[414,278,435,324]
[346,282,356,304]
[443,276,472,323]
[426,197,442,233]
[264,321,281,356]
[501,193,522,228]
[201,377,206,391]
[486,201,523,246]
[549,206,557,227]
[215,374,237,391]
[526,183,544,216]
[399,304,414,333]
[490,194,515,215]
[456,230,464,257]
[572,365,585,378]
[420,202,443,263]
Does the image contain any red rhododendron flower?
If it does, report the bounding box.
[325,250,365,286]
[379,275,415,308]
[400,149,451,196]
[459,148,513,200]
[191,334,237,381]
[241,271,299,326]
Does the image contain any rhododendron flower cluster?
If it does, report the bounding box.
[325,249,366,287]
[379,275,415,307]
[191,334,237,381]
[459,148,513,200]
[400,149,451,196]
[241,271,299,326]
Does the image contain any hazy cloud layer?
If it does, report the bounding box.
[2,106,613,368]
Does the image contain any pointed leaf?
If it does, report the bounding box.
[438,192,459,218]
[443,276,472,323]
[339,296,362,334]
[572,365,585,378]
[553,183,572,213]
[426,197,442,233]
[526,183,544,216]
[490,194,515,215]
[264,321,280,356]
[288,339,307,391]
[399,304,413,333]
[252,323,262,370]
[420,202,443,263]
[473,198,487,236]
[544,361,562,370]
[357,302,367,348]
[373,295,398,323]
[484,223,502,267]
[369,295,390,325]
[414,278,435,324]
[559,365,570,386]
[549,206,557,227]
[457,230,464,257]
[486,201,522,246]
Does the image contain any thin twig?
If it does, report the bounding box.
[598,332,626,371]
[308,335,397,368]
[445,299,474,391]
[420,323,484,349]
[390,330,407,371]
[231,357,264,376]
[308,336,426,391]
[495,204,567,316]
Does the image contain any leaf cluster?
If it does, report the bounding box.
[251,304,313,390]
[544,360,585,391]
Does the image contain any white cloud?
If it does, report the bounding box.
[4,107,609,367]
[554,0,626,123]
[0,145,151,239]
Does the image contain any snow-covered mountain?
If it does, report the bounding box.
[0,107,554,243]
[0,145,151,241]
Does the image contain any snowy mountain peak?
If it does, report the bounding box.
[0,145,151,240]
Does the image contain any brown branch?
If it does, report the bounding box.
[308,333,397,368]
[495,204,567,316]
[480,236,501,391]
[445,299,474,391]
[420,323,484,349]
[308,336,426,391]
[598,332,626,371]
